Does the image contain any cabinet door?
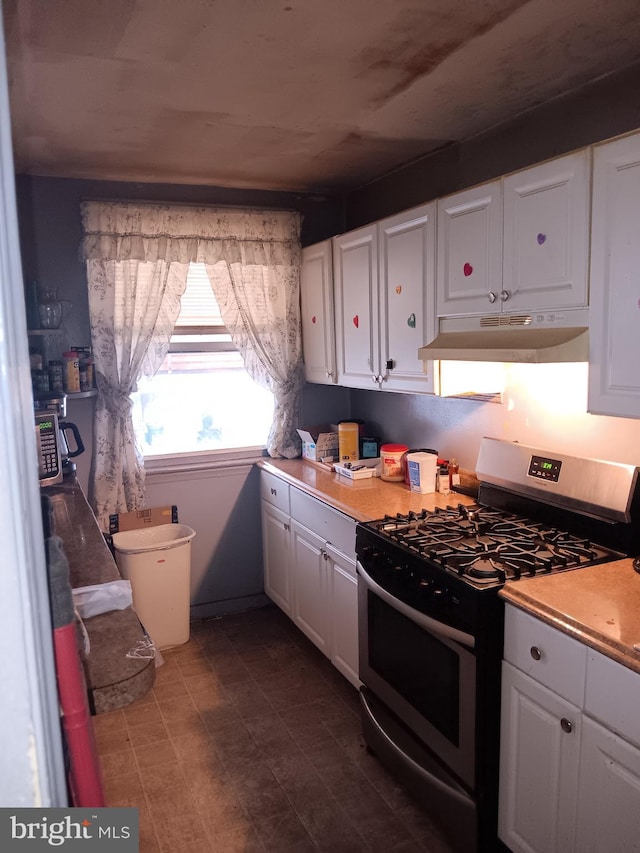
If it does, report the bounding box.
[503,150,589,312]
[575,716,640,853]
[290,519,329,655]
[300,241,336,385]
[333,224,380,389]
[326,543,359,688]
[437,181,503,317]
[261,502,291,616]
[589,131,640,418]
[499,662,581,853]
[379,204,436,394]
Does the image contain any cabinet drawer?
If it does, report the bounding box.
[585,651,640,748]
[504,605,587,706]
[260,470,290,514]
[290,487,356,557]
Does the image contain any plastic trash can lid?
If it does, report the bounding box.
[112,523,196,554]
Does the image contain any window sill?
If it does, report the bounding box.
[143,446,267,475]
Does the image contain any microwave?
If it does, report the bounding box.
[35,412,63,486]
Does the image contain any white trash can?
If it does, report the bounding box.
[112,523,196,650]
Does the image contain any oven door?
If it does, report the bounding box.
[357,559,476,790]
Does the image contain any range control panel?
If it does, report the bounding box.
[528,454,562,482]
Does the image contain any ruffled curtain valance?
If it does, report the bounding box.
[80,202,301,266]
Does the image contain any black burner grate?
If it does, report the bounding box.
[365,503,618,587]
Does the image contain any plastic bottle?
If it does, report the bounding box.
[338,422,360,463]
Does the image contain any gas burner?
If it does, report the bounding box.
[364,500,622,589]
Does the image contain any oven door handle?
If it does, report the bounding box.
[357,561,476,650]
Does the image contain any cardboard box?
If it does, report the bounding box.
[108,505,178,535]
[297,424,339,462]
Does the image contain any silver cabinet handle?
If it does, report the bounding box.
[488,291,497,303]
[560,718,573,734]
[284,522,289,531]
[326,370,332,379]
[500,290,510,302]
[530,646,542,661]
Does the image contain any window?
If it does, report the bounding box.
[132,264,274,457]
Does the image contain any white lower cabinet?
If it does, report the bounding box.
[260,471,360,687]
[291,519,329,655]
[326,542,359,686]
[499,604,640,853]
[499,662,581,853]
[575,717,640,853]
[261,502,292,617]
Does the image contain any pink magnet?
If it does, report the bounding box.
[311,315,317,324]
[353,315,359,328]
[463,262,473,277]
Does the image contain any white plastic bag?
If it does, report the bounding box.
[72,580,133,618]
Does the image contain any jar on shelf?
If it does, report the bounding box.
[62,351,80,393]
[48,360,64,393]
[37,286,63,330]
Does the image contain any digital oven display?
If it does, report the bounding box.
[528,455,562,482]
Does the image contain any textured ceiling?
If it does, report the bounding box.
[4,0,640,193]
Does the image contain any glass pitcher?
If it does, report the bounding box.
[37,286,63,330]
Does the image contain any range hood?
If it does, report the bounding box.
[419,308,589,363]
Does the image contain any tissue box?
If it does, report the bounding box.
[297,424,339,462]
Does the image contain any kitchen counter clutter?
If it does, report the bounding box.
[258,456,476,521]
[44,477,155,713]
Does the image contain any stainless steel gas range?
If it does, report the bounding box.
[356,437,640,853]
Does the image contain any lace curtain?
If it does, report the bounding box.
[80,201,303,528]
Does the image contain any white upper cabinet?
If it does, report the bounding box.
[300,240,336,385]
[437,180,503,317]
[334,206,436,393]
[437,150,590,317]
[588,131,640,418]
[503,150,590,312]
[378,203,436,393]
[333,224,380,390]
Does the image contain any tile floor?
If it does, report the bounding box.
[94,605,455,852]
